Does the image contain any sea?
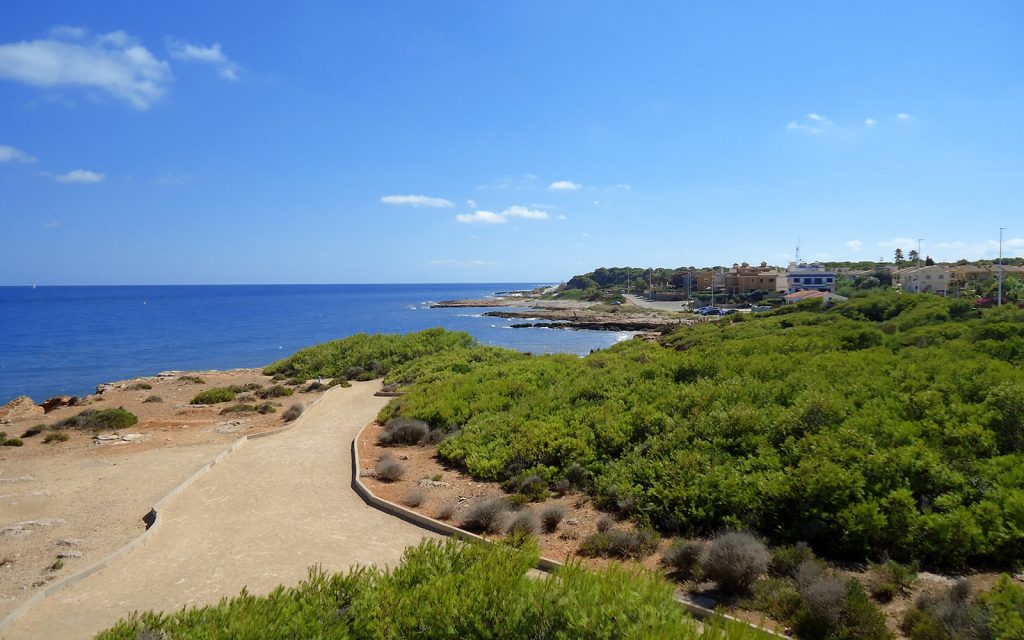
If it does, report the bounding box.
[0,284,632,404]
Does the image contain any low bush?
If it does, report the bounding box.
[2,437,23,447]
[402,490,425,508]
[662,539,703,581]
[257,385,293,399]
[503,473,549,502]
[377,417,429,446]
[220,404,257,414]
[227,383,263,394]
[142,395,163,403]
[21,424,46,438]
[507,510,538,536]
[579,528,659,559]
[461,497,509,534]
[436,501,458,521]
[770,542,816,579]
[282,403,304,422]
[178,375,205,384]
[374,455,405,483]
[256,402,276,414]
[867,559,918,602]
[190,388,236,405]
[540,504,565,533]
[596,514,614,533]
[126,382,152,390]
[748,577,803,623]
[54,408,138,431]
[901,576,1024,640]
[701,531,770,594]
[44,432,70,443]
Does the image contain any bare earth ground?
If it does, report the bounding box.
[357,427,1007,638]
[2,378,435,640]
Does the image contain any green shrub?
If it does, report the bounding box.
[54,408,138,430]
[126,382,152,390]
[794,576,891,640]
[256,402,276,414]
[2,437,23,447]
[220,403,257,414]
[702,531,770,594]
[374,455,405,483]
[227,383,263,394]
[979,575,1024,640]
[770,543,816,579]
[663,539,704,581]
[748,577,803,623]
[866,559,918,602]
[21,424,46,438]
[142,395,163,403]
[257,385,293,399]
[503,472,549,502]
[578,528,659,559]
[282,403,304,422]
[177,375,205,384]
[44,432,70,443]
[190,388,236,405]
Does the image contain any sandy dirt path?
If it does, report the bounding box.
[3,381,437,640]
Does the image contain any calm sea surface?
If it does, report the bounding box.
[0,284,630,404]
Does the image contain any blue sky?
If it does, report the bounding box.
[1,2,1022,285]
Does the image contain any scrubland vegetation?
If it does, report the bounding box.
[98,538,767,640]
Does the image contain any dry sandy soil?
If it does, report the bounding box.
[0,369,327,622]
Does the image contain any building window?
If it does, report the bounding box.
[814,277,822,284]
[826,277,833,283]
[793,277,801,283]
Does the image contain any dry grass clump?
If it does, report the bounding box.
[377,417,430,446]
[540,505,565,533]
[435,501,458,521]
[507,510,538,536]
[578,528,659,559]
[701,531,770,594]
[460,497,509,535]
[282,403,304,422]
[374,455,406,483]
[402,489,426,508]
[143,395,163,403]
[662,539,703,580]
[44,432,70,443]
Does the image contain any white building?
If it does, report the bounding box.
[785,262,837,294]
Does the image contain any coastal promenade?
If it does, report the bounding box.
[2,381,437,640]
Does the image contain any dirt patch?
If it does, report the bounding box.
[0,369,332,620]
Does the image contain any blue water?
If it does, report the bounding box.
[0,284,630,404]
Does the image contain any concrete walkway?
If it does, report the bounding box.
[3,382,437,640]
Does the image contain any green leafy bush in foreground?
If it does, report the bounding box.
[386,293,1024,568]
[191,388,237,405]
[53,408,138,431]
[97,538,771,640]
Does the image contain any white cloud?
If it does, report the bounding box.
[557,214,568,220]
[167,38,240,81]
[455,205,550,224]
[0,28,171,109]
[786,113,834,135]
[380,194,454,208]
[846,240,863,251]
[896,113,913,121]
[548,180,581,191]
[466,199,477,209]
[610,183,632,191]
[864,118,877,127]
[456,210,507,224]
[55,169,104,183]
[156,173,192,185]
[0,145,36,163]
[503,205,548,220]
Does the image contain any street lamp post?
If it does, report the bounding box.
[999,227,1005,307]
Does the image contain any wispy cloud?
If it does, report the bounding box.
[156,173,192,185]
[846,240,863,251]
[381,194,454,208]
[0,28,171,109]
[786,113,834,135]
[167,38,240,81]
[864,118,877,127]
[455,205,550,224]
[896,113,913,121]
[609,183,632,191]
[548,180,581,191]
[455,210,507,224]
[0,145,36,163]
[55,169,104,183]
[476,174,537,191]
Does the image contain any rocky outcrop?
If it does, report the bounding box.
[40,396,75,413]
[0,396,45,424]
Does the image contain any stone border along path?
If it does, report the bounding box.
[351,422,792,640]
[0,381,438,640]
